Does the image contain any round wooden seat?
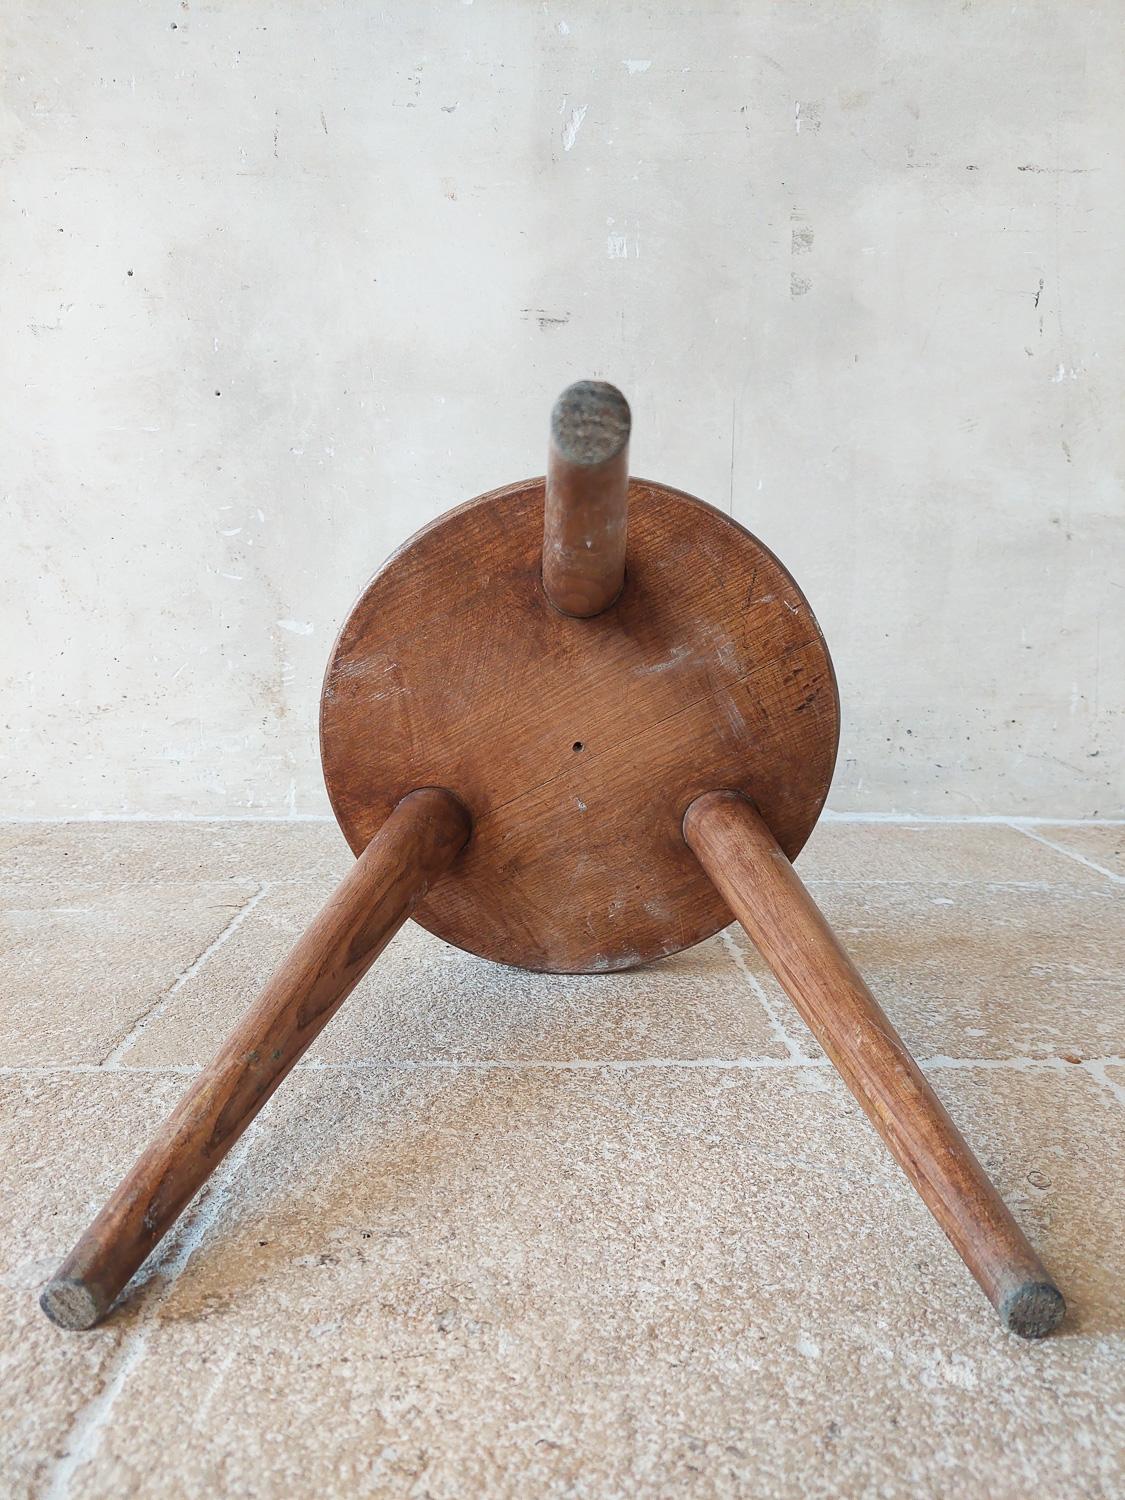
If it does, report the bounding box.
[321,478,839,972]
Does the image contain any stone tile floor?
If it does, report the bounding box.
[1,818,1122,1499]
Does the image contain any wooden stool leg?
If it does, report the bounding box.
[543,380,631,617]
[683,790,1065,1338]
[41,786,471,1331]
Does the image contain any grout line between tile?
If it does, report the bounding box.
[805,877,1070,889]
[300,1054,1121,1076]
[719,928,810,1060]
[7,1054,1120,1078]
[312,1055,825,1072]
[3,813,1124,825]
[0,874,1110,895]
[823,814,1125,827]
[0,814,338,825]
[1010,822,1123,885]
[42,1329,149,1500]
[42,1133,256,1500]
[100,883,270,1067]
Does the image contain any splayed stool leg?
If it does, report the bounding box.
[41,788,471,1330]
[683,789,1065,1338]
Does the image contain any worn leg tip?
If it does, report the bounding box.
[551,381,631,466]
[40,1278,104,1331]
[1000,1281,1066,1339]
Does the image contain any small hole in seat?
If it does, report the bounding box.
[573,741,584,752]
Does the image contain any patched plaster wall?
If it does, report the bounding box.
[2,1,1121,817]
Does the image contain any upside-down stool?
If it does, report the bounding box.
[41,381,1065,1339]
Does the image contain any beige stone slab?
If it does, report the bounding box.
[0,820,350,885]
[0,881,258,1065]
[794,819,1108,887]
[1035,824,1125,882]
[16,1065,1119,1500]
[0,824,39,860]
[121,885,787,1068]
[0,1071,185,1500]
[731,880,1125,1062]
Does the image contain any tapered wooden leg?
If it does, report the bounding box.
[41,787,471,1331]
[542,380,631,618]
[683,790,1065,1338]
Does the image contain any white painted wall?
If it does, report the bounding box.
[2,1,1121,818]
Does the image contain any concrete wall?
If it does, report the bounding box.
[2,1,1121,819]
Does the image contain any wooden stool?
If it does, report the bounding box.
[41,382,1065,1339]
